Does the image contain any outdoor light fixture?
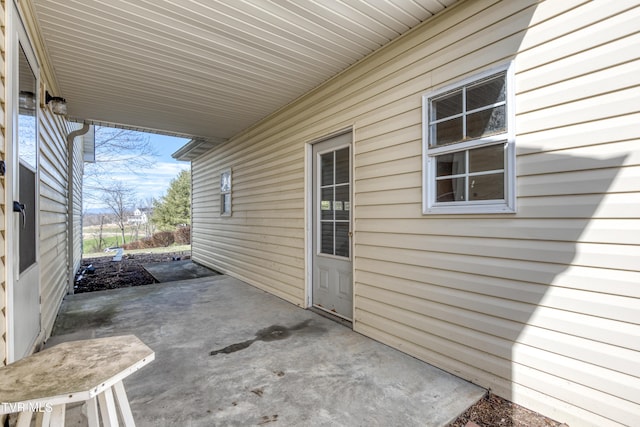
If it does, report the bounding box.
[45,90,67,115]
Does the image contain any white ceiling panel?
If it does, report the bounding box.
[32,0,457,141]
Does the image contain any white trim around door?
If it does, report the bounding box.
[305,130,354,321]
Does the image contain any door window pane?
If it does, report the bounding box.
[321,222,334,255]
[321,152,333,186]
[334,185,349,221]
[335,222,349,257]
[18,45,37,170]
[321,187,334,220]
[18,43,38,273]
[335,148,349,184]
[19,164,37,273]
[335,223,349,257]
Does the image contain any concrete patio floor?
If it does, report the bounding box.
[48,275,485,426]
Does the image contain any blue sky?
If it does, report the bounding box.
[139,132,191,200]
[84,131,191,211]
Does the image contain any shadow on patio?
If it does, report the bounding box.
[48,275,484,426]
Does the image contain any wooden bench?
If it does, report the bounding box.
[0,335,154,426]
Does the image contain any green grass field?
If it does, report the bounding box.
[83,244,191,259]
[83,235,130,250]
[82,223,181,255]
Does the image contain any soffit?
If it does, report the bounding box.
[32,0,457,141]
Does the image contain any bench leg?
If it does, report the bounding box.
[40,409,50,427]
[86,397,100,427]
[113,380,136,427]
[48,404,65,427]
[16,411,32,427]
[98,387,119,427]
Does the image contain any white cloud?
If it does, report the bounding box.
[84,161,190,210]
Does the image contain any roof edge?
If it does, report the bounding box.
[172,138,227,161]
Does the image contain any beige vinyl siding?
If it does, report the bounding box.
[190,1,639,425]
[38,108,72,339]
[0,0,6,366]
[352,1,640,426]
[13,0,75,346]
[71,132,84,275]
[192,142,306,305]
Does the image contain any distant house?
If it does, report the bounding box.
[127,208,150,225]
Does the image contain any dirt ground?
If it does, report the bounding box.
[75,251,565,427]
[74,250,190,293]
[448,393,567,427]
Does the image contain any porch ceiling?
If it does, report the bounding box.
[31,0,458,141]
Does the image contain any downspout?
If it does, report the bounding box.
[66,122,90,295]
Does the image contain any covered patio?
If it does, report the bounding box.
[6,1,635,425]
[47,275,484,426]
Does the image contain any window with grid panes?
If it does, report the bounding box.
[220,168,231,216]
[422,64,516,214]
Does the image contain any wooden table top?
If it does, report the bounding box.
[0,335,154,409]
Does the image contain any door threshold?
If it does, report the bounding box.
[310,306,353,328]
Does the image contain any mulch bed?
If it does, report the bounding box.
[448,393,567,427]
[74,252,566,427]
[74,251,190,293]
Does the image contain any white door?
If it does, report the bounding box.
[312,133,352,320]
[7,5,41,362]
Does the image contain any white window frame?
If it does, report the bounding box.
[422,63,516,215]
[220,167,232,216]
